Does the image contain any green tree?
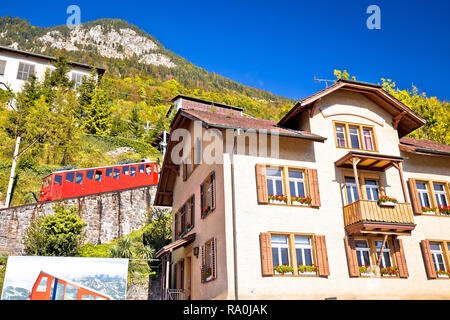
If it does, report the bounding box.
[334,69,356,81]
[82,86,112,135]
[23,204,87,256]
[127,105,145,139]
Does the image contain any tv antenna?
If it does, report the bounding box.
[313,76,336,88]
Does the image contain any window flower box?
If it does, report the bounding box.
[297,265,318,276]
[359,266,375,277]
[422,206,437,215]
[438,206,450,216]
[437,270,450,278]
[380,266,398,277]
[203,206,212,217]
[268,195,287,205]
[273,265,294,275]
[185,224,193,232]
[203,267,213,281]
[377,196,398,207]
[292,196,312,207]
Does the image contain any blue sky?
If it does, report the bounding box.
[2,0,449,101]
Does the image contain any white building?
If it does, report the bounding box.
[0,46,105,93]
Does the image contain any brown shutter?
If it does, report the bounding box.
[393,238,409,278]
[212,238,217,280]
[420,240,437,279]
[344,236,360,277]
[259,233,273,276]
[407,178,422,214]
[255,164,268,204]
[200,182,205,218]
[201,245,205,283]
[307,169,321,207]
[190,196,195,227]
[314,235,330,277]
[182,161,187,181]
[210,172,216,211]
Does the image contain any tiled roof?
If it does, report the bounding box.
[400,137,450,155]
[182,108,326,141]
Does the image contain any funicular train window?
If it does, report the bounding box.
[82,295,95,300]
[54,175,63,185]
[114,169,120,179]
[37,277,48,292]
[86,170,95,180]
[64,284,78,300]
[66,172,75,183]
[106,168,113,177]
[76,173,84,184]
[95,171,103,182]
[123,166,130,175]
[130,167,136,177]
[139,165,145,173]
[145,165,152,175]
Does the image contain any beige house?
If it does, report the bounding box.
[155,80,450,300]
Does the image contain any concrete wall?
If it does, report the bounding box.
[0,186,156,255]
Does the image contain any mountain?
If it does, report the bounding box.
[0,16,293,105]
[74,274,127,300]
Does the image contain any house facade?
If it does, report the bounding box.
[155,80,450,300]
[0,46,105,93]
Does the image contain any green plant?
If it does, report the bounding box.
[438,206,450,215]
[291,196,312,205]
[422,206,437,213]
[268,195,288,202]
[273,265,294,274]
[359,265,374,274]
[377,196,398,204]
[297,264,318,273]
[203,267,212,279]
[380,266,399,276]
[437,269,450,277]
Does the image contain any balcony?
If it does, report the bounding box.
[343,200,416,236]
[164,289,186,300]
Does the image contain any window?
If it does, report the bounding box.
[36,277,48,292]
[271,235,290,268]
[434,184,448,207]
[54,175,63,185]
[334,122,378,151]
[54,281,65,300]
[202,238,216,282]
[130,167,137,177]
[201,172,215,218]
[355,240,372,268]
[0,60,6,76]
[123,166,130,175]
[266,168,284,197]
[365,179,380,201]
[86,170,95,180]
[145,165,152,175]
[416,182,431,208]
[375,240,392,268]
[75,173,84,185]
[63,285,78,300]
[139,165,145,173]
[335,125,346,148]
[430,242,446,273]
[95,171,102,182]
[345,177,359,204]
[66,172,75,183]
[114,169,120,179]
[17,62,35,80]
[81,295,95,300]
[72,72,85,89]
[295,236,313,267]
[106,168,113,177]
[288,170,306,198]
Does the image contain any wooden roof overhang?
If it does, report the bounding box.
[345,222,415,237]
[278,79,426,137]
[155,233,196,259]
[335,151,404,172]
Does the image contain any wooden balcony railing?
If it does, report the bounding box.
[343,200,416,236]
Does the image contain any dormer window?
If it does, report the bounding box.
[333,121,378,152]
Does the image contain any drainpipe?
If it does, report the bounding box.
[230,129,241,300]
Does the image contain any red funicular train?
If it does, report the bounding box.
[39,161,159,202]
[30,271,112,300]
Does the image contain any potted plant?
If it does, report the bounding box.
[380,266,399,277]
[297,264,318,276]
[185,223,192,232]
[273,265,294,275]
[437,269,450,278]
[292,196,312,206]
[203,267,213,281]
[422,206,437,214]
[203,206,211,217]
[268,194,288,205]
[359,265,375,277]
[438,206,450,216]
[377,196,398,207]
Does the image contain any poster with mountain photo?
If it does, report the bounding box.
[1,256,128,300]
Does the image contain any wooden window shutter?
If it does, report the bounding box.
[307,169,321,207]
[259,233,273,276]
[255,164,268,204]
[201,245,205,283]
[190,196,195,227]
[182,161,187,181]
[407,178,422,214]
[420,240,437,279]
[210,172,216,211]
[212,238,217,280]
[393,238,409,278]
[200,182,205,218]
[344,236,360,277]
[314,235,330,277]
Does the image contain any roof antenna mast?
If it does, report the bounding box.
[313,76,335,88]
